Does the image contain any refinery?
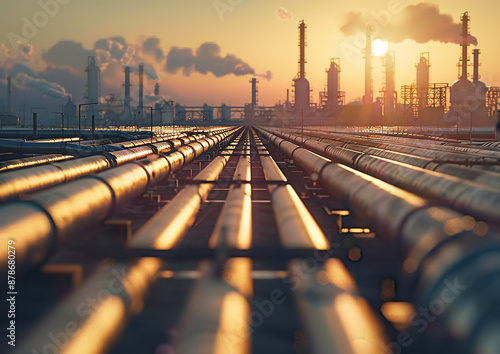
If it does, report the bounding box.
[1,4,500,354]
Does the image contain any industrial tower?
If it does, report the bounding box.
[293,20,310,111]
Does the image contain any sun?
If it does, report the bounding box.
[372,39,389,56]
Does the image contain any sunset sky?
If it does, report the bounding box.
[1,0,499,117]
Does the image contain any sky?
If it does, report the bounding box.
[1,0,500,120]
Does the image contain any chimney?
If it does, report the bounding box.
[154,82,160,96]
[461,12,470,80]
[298,20,306,78]
[473,49,480,82]
[124,66,131,110]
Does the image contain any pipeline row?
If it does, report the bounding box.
[13,128,389,354]
[0,128,236,202]
[0,127,240,275]
[288,127,500,174]
[257,127,500,354]
[261,127,500,227]
[12,129,244,354]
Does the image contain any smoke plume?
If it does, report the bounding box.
[340,3,478,45]
[166,42,271,79]
[276,7,294,20]
[15,73,71,100]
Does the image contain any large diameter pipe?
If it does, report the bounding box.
[0,129,241,275]
[0,132,220,202]
[255,131,388,354]
[267,129,500,227]
[12,131,240,354]
[0,154,74,172]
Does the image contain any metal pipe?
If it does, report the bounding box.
[0,154,74,172]
[11,129,241,354]
[0,128,241,275]
[176,132,252,354]
[268,128,500,192]
[0,133,210,202]
[255,130,388,354]
[257,128,500,353]
[264,128,500,227]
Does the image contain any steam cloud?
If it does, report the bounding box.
[142,37,165,62]
[166,42,271,80]
[340,3,478,45]
[276,7,294,20]
[15,73,71,100]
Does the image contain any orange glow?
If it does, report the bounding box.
[348,247,362,262]
[403,258,418,273]
[325,259,357,291]
[286,185,330,250]
[64,297,126,353]
[339,164,426,208]
[223,258,253,298]
[214,292,251,354]
[333,293,388,354]
[381,302,415,331]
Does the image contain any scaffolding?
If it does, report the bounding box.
[428,83,448,109]
[487,86,500,117]
[401,84,418,119]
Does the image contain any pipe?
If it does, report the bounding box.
[263,128,500,226]
[257,128,500,353]
[11,129,241,354]
[0,133,210,202]
[269,128,500,191]
[176,132,252,354]
[0,154,73,172]
[254,130,388,354]
[0,128,241,275]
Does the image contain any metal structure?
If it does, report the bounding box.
[416,53,430,111]
[381,51,396,115]
[450,12,476,111]
[293,20,310,111]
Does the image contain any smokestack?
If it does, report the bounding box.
[154,82,160,96]
[384,51,396,115]
[287,89,290,102]
[138,64,144,115]
[473,49,480,82]
[364,25,373,104]
[461,12,470,80]
[7,76,11,113]
[124,66,131,110]
[251,78,258,107]
[298,20,307,78]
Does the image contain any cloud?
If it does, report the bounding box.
[42,40,94,71]
[142,37,165,62]
[166,42,269,79]
[339,3,478,45]
[276,6,294,20]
